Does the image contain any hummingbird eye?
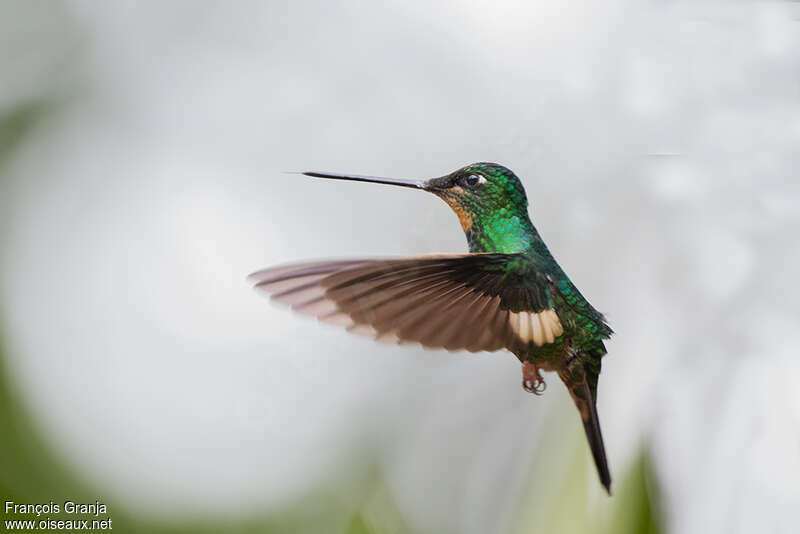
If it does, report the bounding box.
[463,174,485,188]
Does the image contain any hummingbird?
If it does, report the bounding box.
[249,163,613,493]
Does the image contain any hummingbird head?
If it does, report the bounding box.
[303,162,535,253]
[422,162,530,237]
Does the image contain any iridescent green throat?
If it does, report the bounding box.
[465,208,537,253]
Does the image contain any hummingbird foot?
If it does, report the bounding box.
[522,361,546,395]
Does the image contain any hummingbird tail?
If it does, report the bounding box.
[579,386,612,494]
[559,364,612,494]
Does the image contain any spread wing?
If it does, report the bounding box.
[248,254,564,354]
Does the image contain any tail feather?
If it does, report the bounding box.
[560,367,612,494]
[578,379,611,493]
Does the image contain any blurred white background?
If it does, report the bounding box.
[1,1,799,533]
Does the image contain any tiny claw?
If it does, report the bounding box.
[522,362,547,395]
[522,377,546,395]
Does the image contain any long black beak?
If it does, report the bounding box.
[303,171,427,190]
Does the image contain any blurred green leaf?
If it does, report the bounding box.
[511,406,663,534]
[347,514,373,534]
[0,102,48,169]
[606,451,662,534]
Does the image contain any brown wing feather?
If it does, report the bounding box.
[248,254,551,353]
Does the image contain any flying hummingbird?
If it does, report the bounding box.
[249,163,613,492]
